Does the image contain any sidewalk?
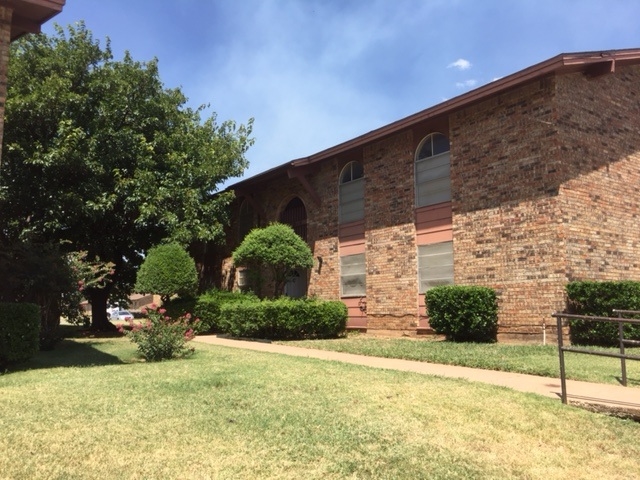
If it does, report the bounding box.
[194,335,640,415]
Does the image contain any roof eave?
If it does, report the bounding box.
[229,48,640,190]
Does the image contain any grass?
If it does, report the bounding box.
[2,336,640,479]
[278,335,640,386]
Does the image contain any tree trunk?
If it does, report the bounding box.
[88,287,116,332]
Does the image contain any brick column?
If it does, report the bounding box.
[0,4,13,166]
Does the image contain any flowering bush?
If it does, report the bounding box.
[118,304,199,361]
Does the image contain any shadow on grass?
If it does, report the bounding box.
[5,325,130,374]
[616,376,640,387]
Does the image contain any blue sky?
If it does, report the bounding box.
[44,0,640,188]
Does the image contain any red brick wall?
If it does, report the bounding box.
[449,76,567,341]
[556,68,640,283]
[361,131,419,330]
[213,64,640,342]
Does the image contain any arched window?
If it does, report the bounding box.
[280,197,307,241]
[238,199,256,241]
[415,133,451,207]
[339,161,364,224]
[280,197,309,298]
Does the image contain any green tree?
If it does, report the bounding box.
[232,223,314,297]
[135,242,198,304]
[1,23,253,330]
[0,239,113,344]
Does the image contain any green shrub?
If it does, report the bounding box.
[135,243,198,304]
[162,297,198,325]
[118,305,196,361]
[426,285,498,342]
[0,302,40,368]
[232,223,314,297]
[219,298,347,340]
[566,280,640,346]
[164,290,259,334]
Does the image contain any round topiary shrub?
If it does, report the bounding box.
[135,243,198,303]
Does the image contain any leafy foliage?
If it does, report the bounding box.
[566,280,640,346]
[118,304,197,361]
[0,240,113,345]
[218,297,347,340]
[232,223,313,297]
[164,289,259,333]
[426,285,498,342]
[1,23,253,329]
[0,302,40,368]
[135,243,198,303]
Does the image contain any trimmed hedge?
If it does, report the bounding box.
[566,280,640,346]
[426,285,498,342]
[0,302,40,368]
[218,297,347,340]
[164,290,259,334]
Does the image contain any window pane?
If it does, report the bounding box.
[417,180,451,206]
[341,253,366,296]
[417,138,433,160]
[418,242,453,293]
[415,151,451,207]
[432,134,450,155]
[351,162,364,180]
[340,161,364,184]
[417,158,449,183]
[340,178,364,223]
[342,275,366,296]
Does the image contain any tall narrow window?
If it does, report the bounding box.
[340,253,366,296]
[280,197,307,240]
[339,161,364,224]
[415,133,451,207]
[417,241,453,293]
[238,199,256,241]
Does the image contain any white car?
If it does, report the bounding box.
[108,310,134,321]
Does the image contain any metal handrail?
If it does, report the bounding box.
[552,311,640,404]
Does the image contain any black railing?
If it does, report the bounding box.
[552,311,640,404]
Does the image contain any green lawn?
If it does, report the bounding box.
[2,336,640,479]
[279,335,640,386]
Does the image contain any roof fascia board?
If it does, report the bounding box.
[292,50,640,167]
[230,49,640,189]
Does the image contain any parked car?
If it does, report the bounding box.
[108,310,134,321]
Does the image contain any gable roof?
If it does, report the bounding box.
[229,48,640,191]
[8,0,66,42]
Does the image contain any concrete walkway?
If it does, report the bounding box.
[194,335,640,415]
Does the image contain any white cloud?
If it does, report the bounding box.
[455,79,478,88]
[448,58,472,70]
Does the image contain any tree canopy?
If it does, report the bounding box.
[1,23,253,330]
[232,223,313,297]
[135,242,198,304]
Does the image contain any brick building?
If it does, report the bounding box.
[0,0,65,162]
[206,49,640,342]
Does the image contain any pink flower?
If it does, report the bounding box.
[185,313,192,320]
[159,308,166,314]
[141,307,147,315]
[150,303,157,310]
